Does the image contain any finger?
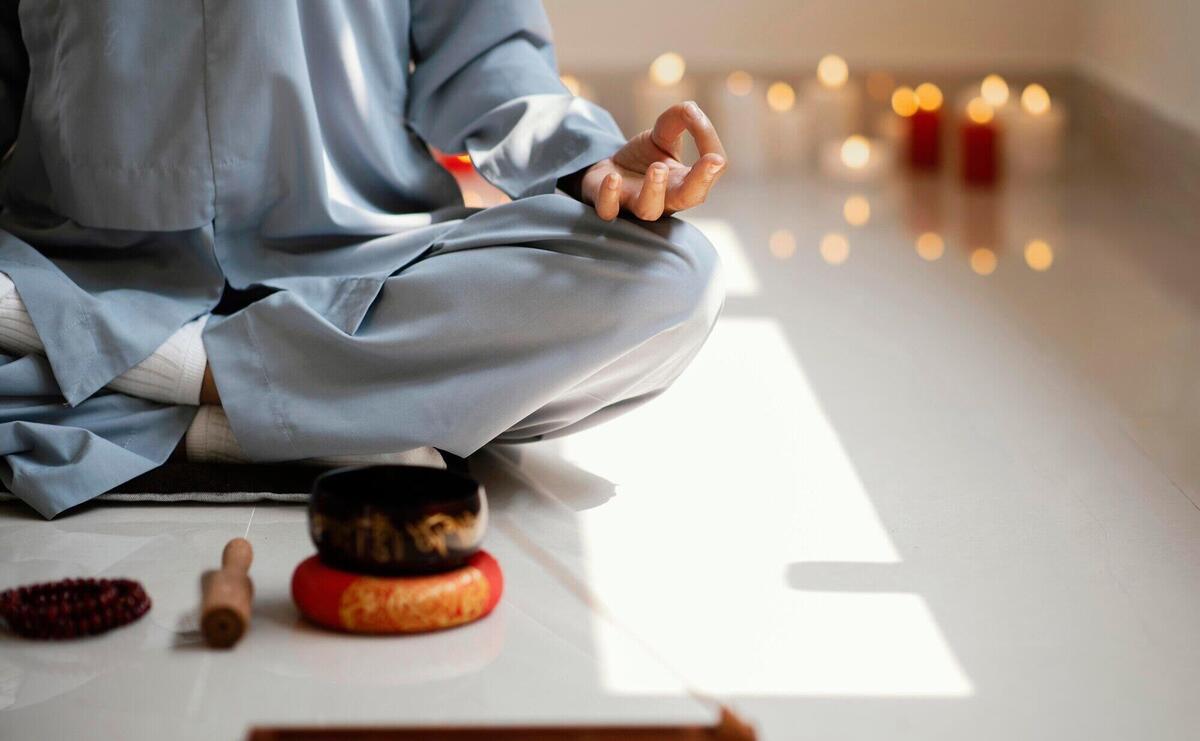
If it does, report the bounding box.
[594,172,622,221]
[652,101,727,161]
[666,153,726,212]
[628,163,669,220]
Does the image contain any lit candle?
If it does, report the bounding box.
[907,82,943,170]
[803,54,862,161]
[634,52,697,142]
[763,80,811,173]
[961,97,999,185]
[980,74,1010,109]
[710,71,769,176]
[819,134,894,182]
[1004,83,1066,178]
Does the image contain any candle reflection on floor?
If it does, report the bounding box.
[970,247,998,275]
[916,232,946,261]
[842,195,871,226]
[768,229,797,259]
[820,233,851,265]
[1024,238,1054,271]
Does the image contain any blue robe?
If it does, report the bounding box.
[0,1,723,517]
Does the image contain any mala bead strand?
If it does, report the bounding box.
[0,578,151,639]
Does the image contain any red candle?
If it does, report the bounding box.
[910,83,944,170]
[961,98,998,185]
[909,108,941,170]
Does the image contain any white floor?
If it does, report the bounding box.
[3,169,1199,740]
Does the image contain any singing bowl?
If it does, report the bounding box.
[309,465,488,575]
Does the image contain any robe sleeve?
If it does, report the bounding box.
[407,0,626,200]
[0,2,28,160]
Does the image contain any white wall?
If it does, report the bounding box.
[543,0,1082,72]
[544,0,1200,135]
[1076,0,1200,134]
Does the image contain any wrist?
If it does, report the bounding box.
[556,162,599,201]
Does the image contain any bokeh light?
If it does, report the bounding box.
[1021,83,1051,115]
[970,248,997,275]
[915,83,944,112]
[560,74,582,97]
[916,232,945,261]
[769,229,797,259]
[767,81,797,112]
[649,52,686,86]
[840,135,871,169]
[726,70,754,97]
[820,233,851,265]
[966,97,995,125]
[1024,239,1054,271]
[817,54,849,89]
[980,74,1010,107]
[843,195,871,226]
[891,86,919,117]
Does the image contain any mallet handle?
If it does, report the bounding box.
[201,537,254,648]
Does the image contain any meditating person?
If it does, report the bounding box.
[0,1,726,518]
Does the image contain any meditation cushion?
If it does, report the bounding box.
[291,550,502,634]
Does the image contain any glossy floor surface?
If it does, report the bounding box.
[3,166,1199,740]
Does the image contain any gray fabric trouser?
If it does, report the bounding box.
[0,195,724,517]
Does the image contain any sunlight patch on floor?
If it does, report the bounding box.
[546,317,971,696]
[689,218,760,297]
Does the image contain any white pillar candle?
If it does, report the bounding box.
[1002,84,1066,178]
[710,71,768,177]
[802,55,861,161]
[761,80,810,174]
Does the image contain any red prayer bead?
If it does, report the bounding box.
[0,578,151,640]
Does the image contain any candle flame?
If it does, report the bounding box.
[980,74,1010,107]
[891,86,919,117]
[817,54,849,89]
[766,81,796,112]
[649,52,686,86]
[1021,84,1051,116]
[915,83,943,112]
[840,135,871,169]
[820,233,851,265]
[726,70,754,97]
[916,232,945,261]
[966,97,995,124]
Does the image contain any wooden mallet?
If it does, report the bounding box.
[201,537,254,648]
